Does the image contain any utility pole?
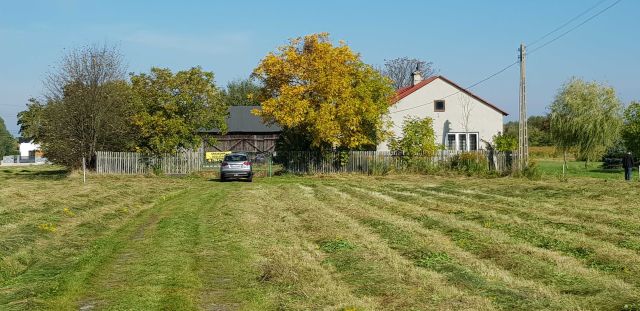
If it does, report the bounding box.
[518,43,528,170]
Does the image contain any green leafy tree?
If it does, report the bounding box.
[493,133,518,152]
[0,116,17,157]
[503,121,518,138]
[550,78,623,172]
[622,101,640,156]
[528,115,552,146]
[389,117,438,157]
[503,115,551,147]
[130,67,228,155]
[253,33,395,151]
[223,79,261,106]
[18,44,136,168]
[17,98,46,142]
[36,81,135,167]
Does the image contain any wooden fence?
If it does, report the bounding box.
[96,150,204,175]
[278,150,517,175]
[95,149,517,176]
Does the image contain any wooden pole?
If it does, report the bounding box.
[82,156,86,184]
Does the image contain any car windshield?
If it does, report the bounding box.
[224,154,248,162]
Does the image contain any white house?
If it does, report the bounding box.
[378,72,508,152]
[19,141,40,157]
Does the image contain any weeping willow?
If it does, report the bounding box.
[549,78,622,175]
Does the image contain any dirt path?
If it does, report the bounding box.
[70,183,265,310]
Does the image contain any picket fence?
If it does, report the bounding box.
[96,150,203,175]
[95,149,516,176]
[279,150,517,174]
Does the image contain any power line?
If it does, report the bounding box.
[527,0,609,48]
[529,0,623,55]
[391,0,623,115]
[391,60,519,114]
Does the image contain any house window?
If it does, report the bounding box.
[458,134,467,151]
[434,100,445,112]
[447,134,456,150]
[447,132,480,151]
[469,134,478,151]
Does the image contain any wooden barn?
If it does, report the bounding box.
[199,106,281,154]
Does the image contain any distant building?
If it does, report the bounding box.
[379,73,508,152]
[199,106,282,154]
[19,140,41,157]
[1,139,46,165]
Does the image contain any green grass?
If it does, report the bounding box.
[2,165,640,310]
[536,158,636,180]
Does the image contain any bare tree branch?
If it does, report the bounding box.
[381,57,437,89]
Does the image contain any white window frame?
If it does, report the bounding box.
[446,134,456,150]
[446,132,480,151]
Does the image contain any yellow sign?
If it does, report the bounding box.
[206,151,231,162]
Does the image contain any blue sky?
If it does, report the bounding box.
[1,0,638,136]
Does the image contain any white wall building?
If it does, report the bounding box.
[378,72,508,152]
[19,141,40,157]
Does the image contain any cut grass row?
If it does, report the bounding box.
[370,183,640,279]
[0,167,271,310]
[2,166,640,310]
[317,178,640,309]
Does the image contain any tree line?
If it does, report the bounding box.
[0,117,17,158]
[14,33,638,170]
[498,78,639,169]
[17,35,431,168]
[17,45,229,168]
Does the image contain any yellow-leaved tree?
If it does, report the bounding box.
[252,33,394,151]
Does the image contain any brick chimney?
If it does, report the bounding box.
[411,64,422,86]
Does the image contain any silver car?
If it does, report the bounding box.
[220,153,253,182]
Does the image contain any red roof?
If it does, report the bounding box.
[393,75,508,116]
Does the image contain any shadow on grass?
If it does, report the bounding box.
[588,168,623,174]
[1,167,70,180]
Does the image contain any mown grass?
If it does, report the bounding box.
[1,165,640,310]
[536,158,634,180]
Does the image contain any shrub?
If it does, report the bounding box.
[601,141,627,169]
[367,161,391,176]
[494,133,517,152]
[450,152,488,174]
[390,117,438,157]
[522,161,542,180]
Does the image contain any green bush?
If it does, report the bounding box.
[494,133,517,152]
[450,152,489,174]
[511,160,542,180]
[367,161,391,176]
[523,161,542,180]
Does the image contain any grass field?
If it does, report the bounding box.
[1,166,640,310]
[535,158,634,180]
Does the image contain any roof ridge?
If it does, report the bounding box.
[393,75,508,116]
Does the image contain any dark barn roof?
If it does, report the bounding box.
[200,106,281,134]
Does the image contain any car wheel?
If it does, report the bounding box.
[220,175,226,182]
